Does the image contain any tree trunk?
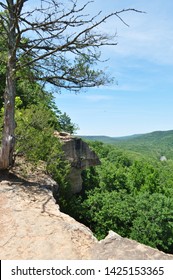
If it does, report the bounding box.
[0,63,16,170]
[0,0,16,170]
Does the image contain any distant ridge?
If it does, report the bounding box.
[80,133,143,143]
[80,130,173,160]
[80,130,173,142]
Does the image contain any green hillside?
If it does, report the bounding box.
[81,130,173,160]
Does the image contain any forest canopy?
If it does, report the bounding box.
[60,141,173,254]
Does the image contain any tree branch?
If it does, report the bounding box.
[3,0,144,89]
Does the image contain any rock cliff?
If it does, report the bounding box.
[54,132,100,193]
[0,173,173,260]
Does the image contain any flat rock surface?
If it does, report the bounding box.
[0,176,173,260]
[0,179,96,259]
[90,231,173,260]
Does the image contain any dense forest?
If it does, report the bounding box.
[83,131,173,160]
[61,139,173,254]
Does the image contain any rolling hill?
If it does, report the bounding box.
[81,130,173,160]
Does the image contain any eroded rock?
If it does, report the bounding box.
[90,231,173,260]
[0,179,173,260]
[0,180,96,260]
[54,132,100,193]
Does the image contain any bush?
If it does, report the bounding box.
[15,102,72,201]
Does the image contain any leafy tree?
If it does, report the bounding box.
[80,189,135,239]
[130,192,173,253]
[82,166,100,193]
[15,103,57,161]
[127,160,161,194]
[13,98,72,197]
[63,141,173,253]
[0,0,141,169]
[58,112,78,134]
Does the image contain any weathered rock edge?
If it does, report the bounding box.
[54,132,101,193]
[0,180,173,260]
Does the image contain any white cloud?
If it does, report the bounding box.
[116,25,173,65]
[91,0,173,66]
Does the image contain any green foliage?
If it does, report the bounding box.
[63,141,173,254]
[15,104,56,161]
[83,130,173,161]
[0,27,78,201]
[46,145,71,205]
[14,101,72,199]
[127,160,161,194]
[81,189,135,240]
[0,23,78,135]
[96,159,129,192]
[58,112,79,134]
[130,192,173,253]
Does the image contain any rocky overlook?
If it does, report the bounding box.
[54,132,101,193]
[0,136,173,260]
[0,167,173,260]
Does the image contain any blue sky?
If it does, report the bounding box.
[53,0,173,136]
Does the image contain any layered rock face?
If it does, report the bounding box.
[54,132,100,193]
[0,178,173,260]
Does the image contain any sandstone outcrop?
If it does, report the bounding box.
[0,175,173,260]
[54,132,100,193]
[0,178,96,259]
[90,231,173,260]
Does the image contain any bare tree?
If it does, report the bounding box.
[0,0,142,170]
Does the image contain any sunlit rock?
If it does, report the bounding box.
[54,132,100,193]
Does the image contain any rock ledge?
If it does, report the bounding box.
[0,178,173,260]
